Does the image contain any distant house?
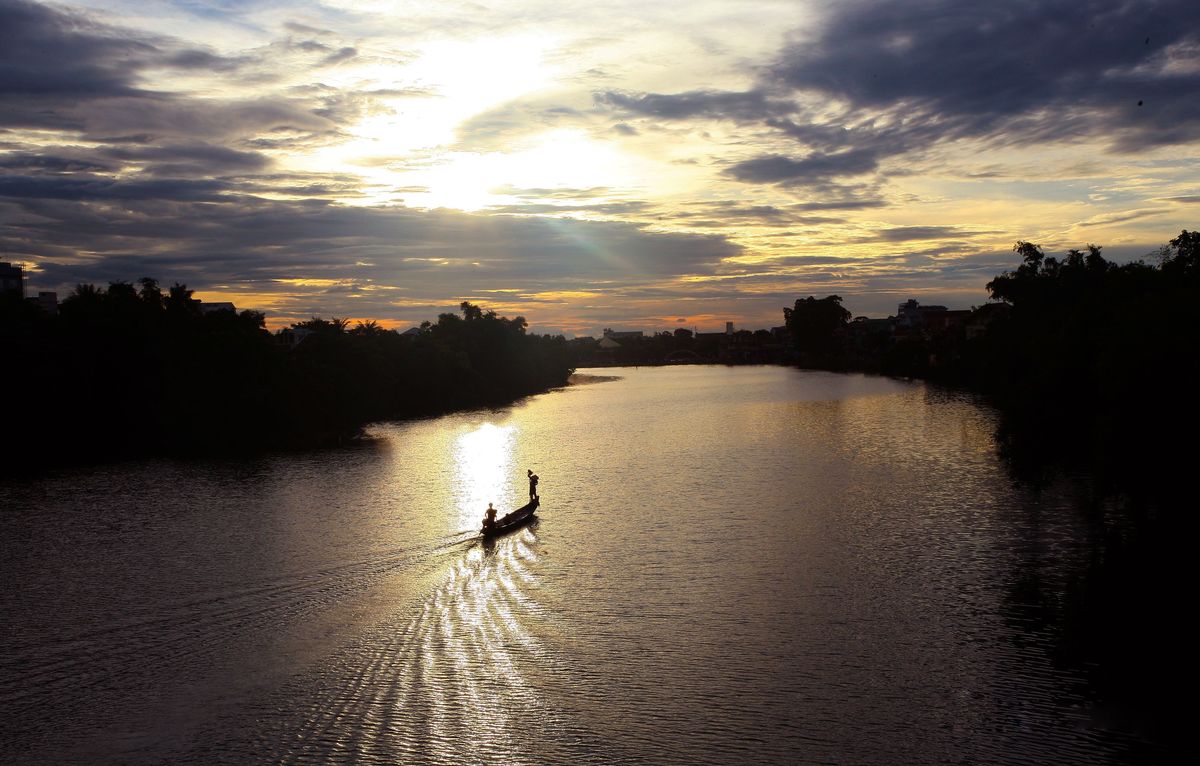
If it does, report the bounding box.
[275,327,314,348]
[400,327,423,337]
[894,299,969,334]
[897,299,930,328]
[597,336,622,350]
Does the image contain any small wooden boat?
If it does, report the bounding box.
[482,498,539,538]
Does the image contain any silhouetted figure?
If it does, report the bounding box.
[483,502,497,532]
[527,469,539,500]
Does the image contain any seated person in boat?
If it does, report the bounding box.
[483,502,498,532]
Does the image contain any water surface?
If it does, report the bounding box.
[0,366,1158,763]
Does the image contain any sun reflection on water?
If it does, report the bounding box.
[452,422,517,529]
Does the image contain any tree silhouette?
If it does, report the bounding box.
[3,285,573,472]
[783,295,851,367]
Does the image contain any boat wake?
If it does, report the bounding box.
[177,526,630,765]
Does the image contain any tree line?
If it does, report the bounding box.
[1,282,574,471]
[784,230,1200,492]
[786,232,1198,743]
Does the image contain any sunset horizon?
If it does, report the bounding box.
[3,3,1197,762]
[3,0,1197,336]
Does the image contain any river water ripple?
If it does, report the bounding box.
[0,366,1163,764]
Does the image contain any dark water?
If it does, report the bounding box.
[0,366,1165,764]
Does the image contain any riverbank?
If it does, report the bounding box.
[1,294,574,475]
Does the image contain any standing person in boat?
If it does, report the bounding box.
[527,469,539,501]
[483,502,497,531]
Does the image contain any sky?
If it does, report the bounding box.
[2,0,1198,335]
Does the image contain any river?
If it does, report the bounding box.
[0,366,1165,764]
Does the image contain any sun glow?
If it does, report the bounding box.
[295,34,563,204]
[401,129,637,211]
[452,423,517,528]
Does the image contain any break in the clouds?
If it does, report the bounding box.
[2,0,1198,334]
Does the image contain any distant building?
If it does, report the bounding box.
[725,321,734,335]
[0,262,23,297]
[275,327,313,348]
[29,291,58,315]
[400,327,423,337]
[597,336,622,350]
[896,299,925,328]
[896,299,965,331]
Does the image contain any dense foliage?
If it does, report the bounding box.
[784,233,1198,744]
[978,234,1199,483]
[569,328,792,367]
[783,295,851,367]
[1,283,573,470]
[784,231,1200,489]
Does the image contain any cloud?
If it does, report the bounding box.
[724,149,879,185]
[595,89,773,121]
[672,201,845,227]
[791,199,886,212]
[0,0,342,146]
[0,175,231,201]
[0,0,241,107]
[2,189,741,323]
[872,226,993,243]
[768,0,1200,152]
[100,143,272,176]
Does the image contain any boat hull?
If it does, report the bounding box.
[482,498,539,538]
